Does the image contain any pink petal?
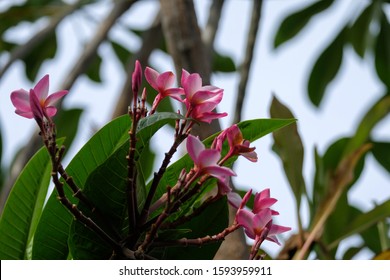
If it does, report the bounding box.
[268,224,291,236]
[253,197,277,213]
[253,209,272,232]
[186,135,205,164]
[183,73,202,99]
[10,89,31,112]
[45,90,68,106]
[132,60,142,94]
[165,88,185,102]
[15,110,34,119]
[242,151,258,162]
[33,74,49,100]
[193,111,228,123]
[265,235,280,245]
[239,189,253,209]
[180,69,190,88]
[258,188,271,200]
[156,71,175,91]
[198,149,220,167]
[29,89,44,122]
[145,67,159,90]
[236,209,255,230]
[203,165,236,179]
[227,192,242,209]
[45,106,58,117]
[191,89,223,105]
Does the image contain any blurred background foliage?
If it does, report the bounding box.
[0,0,389,259]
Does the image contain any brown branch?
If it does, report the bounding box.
[232,0,263,124]
[160,0,221,140]
[202,0,225,59]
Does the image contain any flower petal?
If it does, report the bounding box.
[198,149,220,167]
[29,89,44,123]
[145,67,159,90]
[156,71,175,91]
[45,90,68,106]
[165,88,185,102]
[186,135,205,164]
[227,192,242,209]
[33,74,49,100]
[253,209,272,232]
[183,73,202,99]
[203,165,236,179]
[10,89,31,112]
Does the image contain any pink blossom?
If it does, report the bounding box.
[181,69,227,123]
[213,125,257,162]
[132,60,142,96]
[10,75,68,121]
[145,67,184,112]
[236,188,291,246]
[186,134,235,181]
[237,208,291,245]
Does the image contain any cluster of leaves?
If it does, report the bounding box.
[272,0,390,259]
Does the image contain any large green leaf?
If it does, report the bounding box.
[68,112,184,259]
[375,10,390,88]
[372,141,390,173]
[32,115,131,259]
[53,108,83,154]
[273,0,335,48]
[307,27,346,107]
[0,139,64,260]
[328,200,390,249]
[348,1,381,58]
[270,96,306,212]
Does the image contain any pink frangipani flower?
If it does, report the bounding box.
[186,134,236,181]
[181,69,227,123]
[236,188,291,246]
[213,125,257,162]
[10,74,68,121]
[145,67,184,113]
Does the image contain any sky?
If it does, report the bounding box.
[0,0,389,259]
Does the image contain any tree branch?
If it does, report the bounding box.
[232,0,263,124]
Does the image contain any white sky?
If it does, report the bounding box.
[0,0,389,259]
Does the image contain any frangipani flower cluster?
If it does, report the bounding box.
[9,61,291,260]
[236,188,291,258]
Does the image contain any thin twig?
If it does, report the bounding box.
[232,0,263,124]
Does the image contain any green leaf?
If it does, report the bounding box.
[328,200,390,249]
[344,94,390,156]
[375,11,390,88]
[22,30,57,82]
[342,246,363,260]
[0,138,64,260]
[32,115,131,259]
[69,112,184,259]
[85,54,102,83]
[212,51,236,73]
[348,1,381,58]
[0,1,62,36]
[150,198,228,260]
[308,27,346,107]
[270,96,306,209]
[53,108,83,153]
[110,40,133,72]
[372,141,390,173]
[273,0,335,48]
